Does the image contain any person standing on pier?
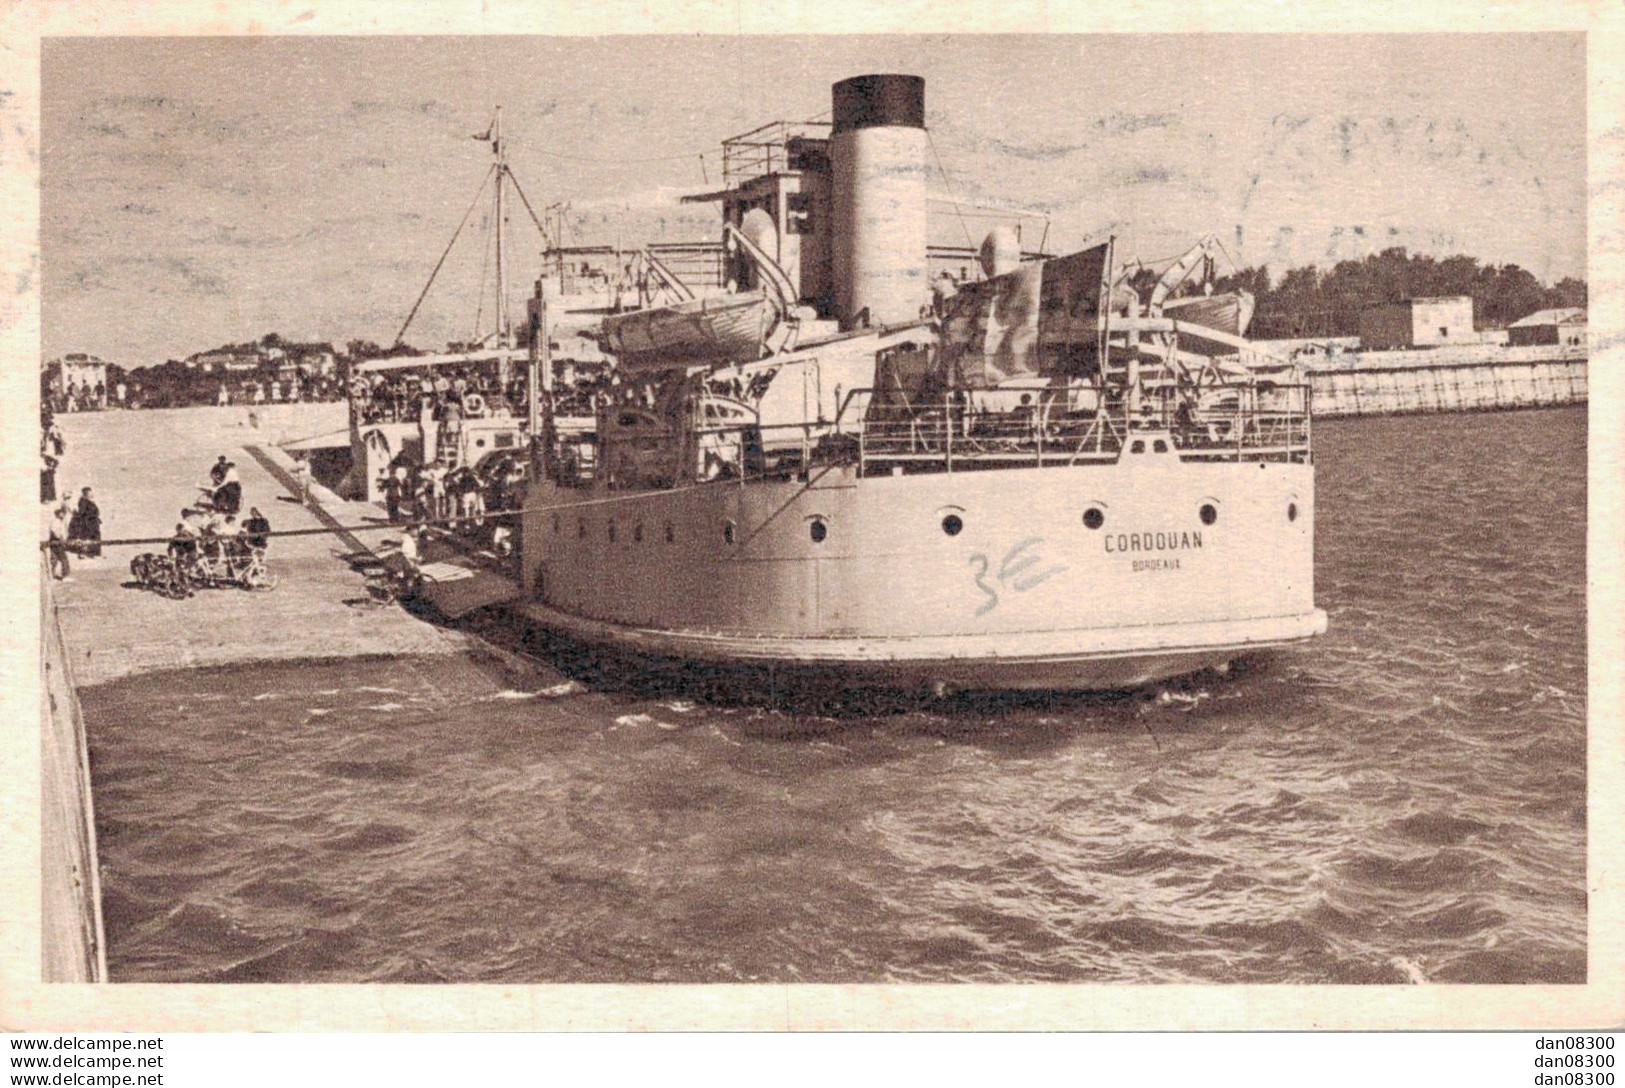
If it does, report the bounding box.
[383,465,406,523]
[72,487,102,557]
[46,498,72,580]
[40,452,58,505]
[424,461,446,524]
[243,507,271,554]
[214,462,242,516]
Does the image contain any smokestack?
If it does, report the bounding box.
[829,75,928,329]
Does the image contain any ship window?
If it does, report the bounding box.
[1131,440,1146,454]
[723,521,735,545]
[494,433,514,449]
[1288,503,1298,522]
[634,523,644,542]
[1153,439,1168,453]
[1200,503,1218,526]
[941,514,963,537]
[1083,508,1104,530]
[665,522,675,543]
[475,438,487,449]
[809,519,827,544]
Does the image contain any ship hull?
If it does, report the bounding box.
[517,599,1325,692]
[518,443,1323,692]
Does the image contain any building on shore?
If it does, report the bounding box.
[1507,307,1586,348]
[190,348,263,373]
[1358,296,1476,351]
[44,353,110,398]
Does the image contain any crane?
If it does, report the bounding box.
[1145,233,1233,316]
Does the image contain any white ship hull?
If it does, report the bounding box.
[517,447,1322,692]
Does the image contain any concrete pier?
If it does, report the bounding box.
[40,570,105,983]
[43,404,471,688]
[35,404,499,981]
[1294,345,1587,419]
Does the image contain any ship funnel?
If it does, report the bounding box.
[830,74,928,329]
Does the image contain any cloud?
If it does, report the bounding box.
[63,266,109,293]
[85,93,245,141]
[1096,111,1179,134]
[1119,165,1179,187]
[112,255,228,296]
[349,98,455,120]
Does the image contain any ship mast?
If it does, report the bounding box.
[393,106,552,370]
[493,106,509,348]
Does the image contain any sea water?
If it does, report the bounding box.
[81,407,1587,983]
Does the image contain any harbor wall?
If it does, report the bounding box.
[1296,346,1587,419]
[1307,359,1586,418]
[40,566,106,983]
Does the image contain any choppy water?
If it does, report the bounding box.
[82,407,1587,984]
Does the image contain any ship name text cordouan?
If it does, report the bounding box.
[1103,531,1203,554]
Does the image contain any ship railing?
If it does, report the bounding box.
[545,243,727,298]
[720,121,832,185]
[552,381,1311,488]
[844,382,1313,473]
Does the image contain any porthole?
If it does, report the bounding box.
[1288,503,1299,523]
[1131,439,1146,454]
[809,519,828,543]
[941,514,963,537]
[634,523,644,542]
[723,521,735,545]
[1199,503,1218,526]
[1153,439,1168,453]
[1083,508,1104,530]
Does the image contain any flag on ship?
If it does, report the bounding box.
[940,241,1113,387]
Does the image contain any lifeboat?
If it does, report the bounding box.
[600,292,780,374]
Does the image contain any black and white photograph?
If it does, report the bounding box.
[9,6,1622,1041]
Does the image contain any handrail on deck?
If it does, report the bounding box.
[556,382,1313,488]
[720,120,832,185]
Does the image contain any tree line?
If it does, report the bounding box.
[1155,248,1586,340]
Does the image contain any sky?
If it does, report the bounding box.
[41,33,1586,365]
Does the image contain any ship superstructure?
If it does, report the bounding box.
[515,74,1326,692]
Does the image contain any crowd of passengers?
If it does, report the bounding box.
[351,366,621,426]
[46,374,346,413]
[378,453,527,563]
[351,367,530,425]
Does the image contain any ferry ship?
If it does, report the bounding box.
[510,74,1326,692]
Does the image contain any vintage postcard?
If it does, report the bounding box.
[3,0,1621,1032]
